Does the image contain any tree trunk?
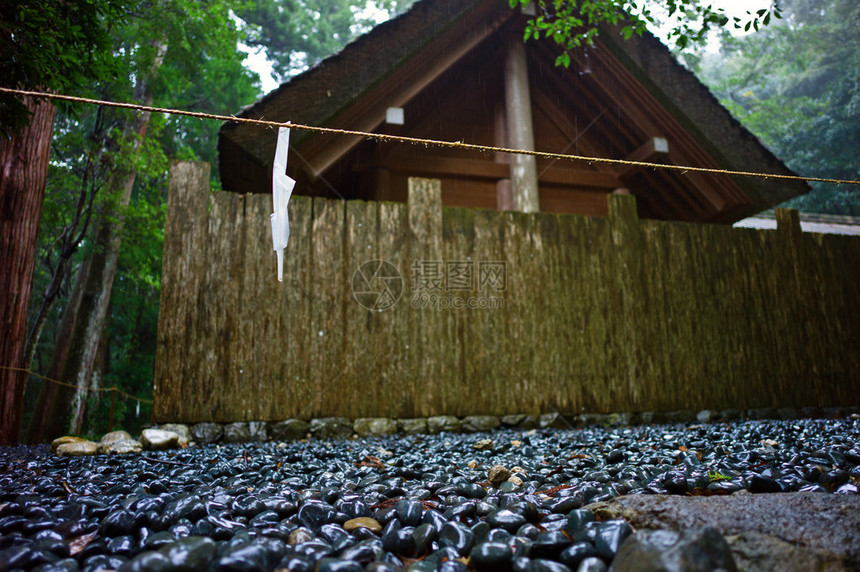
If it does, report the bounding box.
[25,256,90,443]
[0,96,57,446]
[60,40,167,435]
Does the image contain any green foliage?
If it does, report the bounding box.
[697,0,860,215]
[242,0,416,79]
[26,0,261,435]
[508,0,782,64]
[0,0,127,136]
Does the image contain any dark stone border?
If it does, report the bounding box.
[184,406,860,444]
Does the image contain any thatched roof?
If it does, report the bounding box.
[218,0,807,223]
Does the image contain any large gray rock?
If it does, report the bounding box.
[397,418,427,435]
[664,410,695,424]
[270,419,310,441]
[500,414,526,428]
[541,412,573,429]
[156,423,192,445]
[579,413,609,427]
[140,429,181,450]
[55,439,98,456]
[695,410,716,423]
[461,415,501,433]
[310,417,353,440]
[610,527,737,572]
[192,423,223,444]
[588,493,860,572]
[354,418,397,437]
[98,430,133,453]
[247,421,268,441]
[427,416,460,434]
[103,439,142,455]
[222,422,251,443]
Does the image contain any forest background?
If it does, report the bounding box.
[7,0,858,442]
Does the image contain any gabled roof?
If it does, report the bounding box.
[218,0,808,223]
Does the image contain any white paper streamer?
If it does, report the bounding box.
[271,126,296,281]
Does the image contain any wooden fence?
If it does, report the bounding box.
[153,161,860,423]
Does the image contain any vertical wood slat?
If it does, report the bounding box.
[155,164,860,422]
[154,161,210,421]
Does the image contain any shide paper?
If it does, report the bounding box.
[271,126,296,281]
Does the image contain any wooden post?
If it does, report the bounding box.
[504,35,540,213]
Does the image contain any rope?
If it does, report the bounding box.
[0,365,153,404]
[2,86,858,187]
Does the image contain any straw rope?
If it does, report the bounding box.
[2,87,858,187]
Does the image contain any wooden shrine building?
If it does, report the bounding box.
[218,0,808,222]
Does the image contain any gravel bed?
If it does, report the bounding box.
[1,417,859,572]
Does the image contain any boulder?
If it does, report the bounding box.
[610,527,737,572]
[55,439,98,456]
[247,421,268,441]
[500,414,526,428]
[664,410,695,424]
[222,422,251,443]
[579,413,609,427]
[140,428,181,450]
[461,415,501,433]
[541,412,572,429]
[588,493,860,572]
[100,430,132,446]
[104,439,143,455]
[156,423,192,445]
[397,418,428,435]
[310,417,353,440]
[427,416,461,434]
[98,431,137,454]
[51,436,87,454]
[354,418,397,437]
[270,419,310,441]
[192,422,223,444]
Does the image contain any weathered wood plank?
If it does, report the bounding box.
[154,162,210,422]
[155,175,860,422]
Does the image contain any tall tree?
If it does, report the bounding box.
[696,0,860,214]
[0,0,123,445]
[27,0,260,440]
[243,0,415,80]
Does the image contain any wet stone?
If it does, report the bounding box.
[462,416,501,433]
[559,542,599,569]
[610,526,738,572]
[222,422,252,443]
[438,521,475,556]
[489,465,512,486]
[310,417,353,440]
[140,429,180,450]
[397,418,428,435]
[191,422,223,444]
[344,517,381,534]
[55,440,98,456]
[427,416,460,434]
[354,418,397,437]
[595,520,633,559]
[395,499,423,527]
[471,541,514,571]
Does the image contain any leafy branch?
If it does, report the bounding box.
[509,0,783,67]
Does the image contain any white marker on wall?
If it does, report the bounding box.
[271,126,296,281]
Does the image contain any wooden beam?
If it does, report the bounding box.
[616,136,670,179]
[299,2,512,181]
[364,155,623,189]
[504,34,540,212]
